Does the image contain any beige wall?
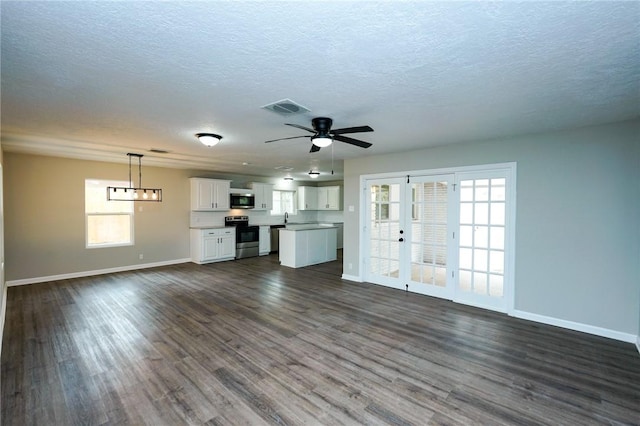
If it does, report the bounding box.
[4,153,195,281]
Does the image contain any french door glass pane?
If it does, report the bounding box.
[410,180,449,288]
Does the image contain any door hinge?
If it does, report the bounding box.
[452,183,457,192]
[452,231,455,239]
[407,175,410,183]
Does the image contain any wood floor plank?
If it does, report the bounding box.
[2,254,640,425]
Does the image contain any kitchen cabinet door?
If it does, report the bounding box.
[190,178,231,211]
[297,186,318,210]
[318,186,341,210]
[259,225,271,255]
[190,228,236,263]
[218,234,236,259]
[250,183,274,210]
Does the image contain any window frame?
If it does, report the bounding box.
[271,189,297,216]
[85,179,135,249]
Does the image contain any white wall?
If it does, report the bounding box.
[343,119,640,339]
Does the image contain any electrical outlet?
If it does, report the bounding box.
[139,254,144,260]
[348,205,355,212]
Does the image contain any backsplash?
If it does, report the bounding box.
[190,209,341,227]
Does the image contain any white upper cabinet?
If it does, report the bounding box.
[190,178,231,211]
[249,182,274,211]
[318,186,341,210]
[297,186,318,210]
[298,186,341,210]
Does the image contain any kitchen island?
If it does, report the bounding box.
[279,225,337,268]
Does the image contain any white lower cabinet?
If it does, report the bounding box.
[279,227,337,268]
[191,228,236,264]
[259,225,271,255]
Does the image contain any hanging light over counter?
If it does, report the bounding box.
[107,153,162,202]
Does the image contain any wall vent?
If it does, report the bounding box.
[262,99,310,116]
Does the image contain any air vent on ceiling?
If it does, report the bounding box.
[149,148,170,154]
[275,165,294,172]
[261,99,310,116]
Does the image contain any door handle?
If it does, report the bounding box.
[399,238,404,242]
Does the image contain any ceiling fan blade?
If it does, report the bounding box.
[285,123,314,133]
[333,134,372,148]
[264,135,309,143]
[331,125,374,135]
[310,144,321,153]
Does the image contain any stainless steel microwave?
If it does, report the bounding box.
[230,191,255,209]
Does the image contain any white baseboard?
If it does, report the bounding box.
[511,309,636,344]
[6,258,191,287]
[341,273,362,282]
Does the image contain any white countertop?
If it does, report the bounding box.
[281,225,337,231]
[189,225,230,229]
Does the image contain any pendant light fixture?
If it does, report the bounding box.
[107,153,162,202]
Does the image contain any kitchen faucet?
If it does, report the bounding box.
[284,212,288,224]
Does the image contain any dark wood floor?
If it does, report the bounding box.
[2,254,639,425]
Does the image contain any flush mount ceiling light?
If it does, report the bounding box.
[196,133,222,147]
[107,153,162,202]
[311,135,332,148]
[284,176,294,181]
[308,170,320,179]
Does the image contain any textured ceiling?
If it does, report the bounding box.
[2,1,639,181]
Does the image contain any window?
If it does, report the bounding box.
[271,190,296,215]
[371,184,390,222]
[85,179,134,248]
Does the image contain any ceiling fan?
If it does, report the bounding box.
[265,117,373,152]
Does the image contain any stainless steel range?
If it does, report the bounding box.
[225,216,259,259]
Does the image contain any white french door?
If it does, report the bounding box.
[363,165,514,314]
[365,178,405,290]
[405,175,456,299]
[364,175,455,298]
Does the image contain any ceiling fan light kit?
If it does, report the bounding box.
[107,153,163,202]
[308,171,320,179]
[196,133,222,147]
[311,135,332,147]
